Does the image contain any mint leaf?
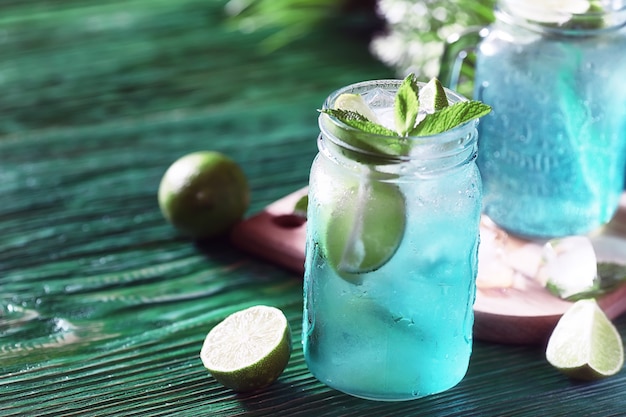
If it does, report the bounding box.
[410,101,491,136]
[395,73,420,136]
[321,108,397,136]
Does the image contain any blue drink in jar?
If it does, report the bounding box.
[302,78,485,401]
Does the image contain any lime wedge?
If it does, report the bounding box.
[546,299,624,380]
[334,93,379,123]
[200,305,292,392]
[322,179,406,281]
[536,236,599,300]
[418,77,449,113]
[293,194,308,219]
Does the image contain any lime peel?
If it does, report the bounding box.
[200,305,292,392]
[546,299,624,380]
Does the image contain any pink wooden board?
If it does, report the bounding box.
[231,188,626,345]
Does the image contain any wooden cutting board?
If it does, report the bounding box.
[231,187,626,345]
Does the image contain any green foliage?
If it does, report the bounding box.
[224,0,357,51]
[224,0,497,91]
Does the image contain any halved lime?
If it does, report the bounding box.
[200,305,292,392]
[546,299,624,380]
[321,179,406,281]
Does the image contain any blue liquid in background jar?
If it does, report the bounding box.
[473,2,626,238]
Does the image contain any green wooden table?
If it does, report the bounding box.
[2,1,625,415]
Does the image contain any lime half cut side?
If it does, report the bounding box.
[322,179,406,281]
[200,305,292,392]
[546,299,624,380]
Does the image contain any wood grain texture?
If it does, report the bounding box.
[2,1,626,416]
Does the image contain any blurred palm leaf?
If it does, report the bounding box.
[224,0,378,51]
[224,0,496,89]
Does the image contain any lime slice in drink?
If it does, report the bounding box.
[418,77,449,113]
[322,179,406,281]
[546,299,624,380]
[536,236,599,299]
[334,93,380,123]
[200,305,292,392]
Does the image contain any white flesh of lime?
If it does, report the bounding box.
[546,299,624,380]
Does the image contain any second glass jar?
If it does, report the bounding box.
[442,0,626,238]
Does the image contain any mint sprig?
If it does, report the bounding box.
[321,74,491,142]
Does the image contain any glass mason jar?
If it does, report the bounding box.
[302,79,482,401]
[440,0,626,238]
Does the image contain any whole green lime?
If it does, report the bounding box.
[158,151,249,238]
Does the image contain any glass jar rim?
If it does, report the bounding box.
[497,0,626,34]
[319,79,478,163]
